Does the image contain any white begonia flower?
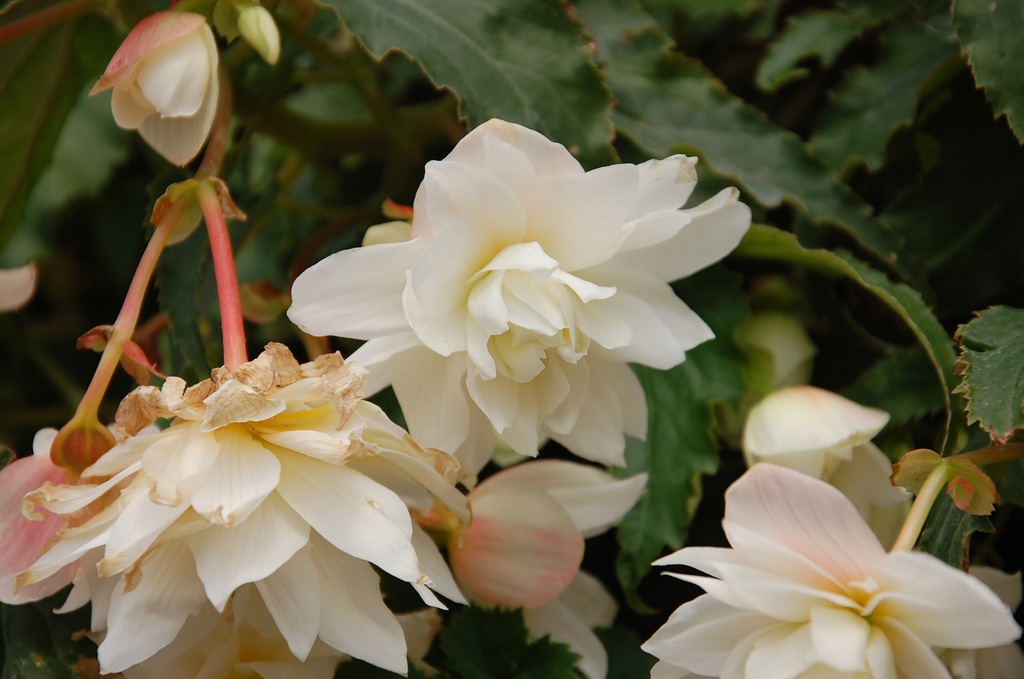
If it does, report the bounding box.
[90,11,219,166]
[288,119,751,481]
[735,311,816,391]
[17,343,469,676]
[941,567,1024,679]
[742,385,910,547]
[0,262,37,312]
[422,459,646,678]
[642,463,1022,679]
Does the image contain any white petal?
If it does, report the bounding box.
[439,119,583,186]
[309,536,408,673]
[723,463,886,583]
[256,545,321,660]
[99,487,191,577]
[135,29,211,117]
[275,450,421,583]
[143,424,219,504]
[809,605,870,672]
[347,332,422,395]
[390,347,472,455]
[190,427,281,526]
[630,155,699,217]
[288,239,428,339]
[828,443,910,519]
[524,597,608,679]
[110,84,154,129]
[99,542,207,672]
[0,262,37,311]
[881,616,956,679]
[186,493,310,610]
[743,622,816,679]
[410,523,465,604]
[558,571,618,629]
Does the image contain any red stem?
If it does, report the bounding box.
[199,182,247,371]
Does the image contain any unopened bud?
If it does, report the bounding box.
[238,5,280,65]
[49,416,115,474]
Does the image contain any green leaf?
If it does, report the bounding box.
[734,225,958,451]
[1,592,96,679]
[0,11,115,253]
[996,459,1024,507]
[323,0,616,167]
[756,10,868,92]
[812,20,957,172]
[954,306,1024,443]
[919,489,993,568]
[332,659,426,678]
[615,267,748,606]
[575,0,921,285]
[595,626,657,679]
[953,0,1024,142]
[438,608,579,679]
[842,346,946,426]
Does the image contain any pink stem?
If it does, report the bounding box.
[199,182,247,371]
[0,0,98,45]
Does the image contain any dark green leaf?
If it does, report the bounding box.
[954,306,1024,443]
[919,488,993,568]
[595,626,656,679]
[1,592,96,679]
[615,267,748,607]
[323,0,616,167]
[575,0,920,285]
[812,20,957,172]
[842,345,946,426]
[734,225,958,451]
[439,607,579,679]
[0,11,115,254]
[332,658,426,678]
[996,459,1024,508]
[756,10,867,92]
[953,0,1024,142]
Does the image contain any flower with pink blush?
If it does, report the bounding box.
[0,429,78,604]
[0,263,36,312]
[642,464,1022,679]
[91,11,219,166]
[426,459,646,678]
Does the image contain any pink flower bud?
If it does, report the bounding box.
[90,11,219,166]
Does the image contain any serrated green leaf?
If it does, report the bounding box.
[946,457,998,515]
[954,306,1024,443]
[614,267,747,606]
[332,658,425,678]
[575,0,921,286]
[0,10,114,253]
[812,20,957,172]
[842,346,946,426]
[734,224,958,451]
[438,608,579,679]
[756,10,867,92]
[322,0,615,167]
[953,0,1024,142]
[595,626,656,679]
[919,489,993,568]
[1,592,96,679]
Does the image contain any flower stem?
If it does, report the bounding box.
[198,182,247,371]
[889,461,952,553]
[197,67,233,180]
[0,0,98,45]
[960,443,1024,467]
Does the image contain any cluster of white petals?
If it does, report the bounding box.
[288,119,751,480]
[743,385,910,546]
[16,344,468,675]
[436,459,647,678]
[91,11,220,166]
[642,464,1022,679]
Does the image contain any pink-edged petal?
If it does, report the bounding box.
[723,464,886,583]
[90,11,208,92]
[288,239,428,340]
[450,487,583,608]
[309,536,408,673]
[0,454,76,604]
[99,541,208,672]
[17,505,115,590]
[186,493,310,610]
[524,597,608,679]
[613,188,751,282]
[190,427,280,526]
[256,545,321,660]
[482,460,647,538]
[0,262,37,311]
[871,551,1021,648]
[275,450,420,582]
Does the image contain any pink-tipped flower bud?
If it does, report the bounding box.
[90,11,219,166]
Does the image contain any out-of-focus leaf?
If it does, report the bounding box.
[842,346,945,426]
[0,10,115,254]
[439,607,579,679]
[615,267,748,608]
[812,20,957,172]
[323,0,615,167]
[596,626,657,679]
[996,459,1024,507]
[734,225,958,451]
[576,0,921,287]
[332,659,427,678]
[953,0,1024,142]
[1,591,96,679]
[954,306,1024,444]
[919,489,993,568]
[756,10,867,92]
[882,68,1024,319]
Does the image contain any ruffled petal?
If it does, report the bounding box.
[256,545,321,660]
[189,427,281,526]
